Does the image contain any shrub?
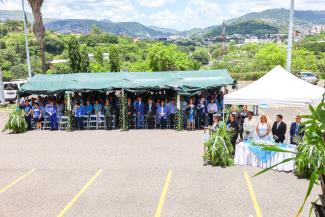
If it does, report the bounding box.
[2,110,27,134]
[203,124,234,167]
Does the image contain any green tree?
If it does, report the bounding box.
[148,43,199,71]
[68,36,81,73]
[44,36,65,55]
[292,48,318,73]
[80,46,90,72]
[95,47,104,66]
[192,48,210,65]
[109,45,121,72]
[255,43,286,71]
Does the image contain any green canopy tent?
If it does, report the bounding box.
[20,69,234,96]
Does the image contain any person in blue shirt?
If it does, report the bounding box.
[84,100,94,115]
[46,101,58,131]
[135,96,145,129]
[33,103,42,130]
[94,100,103,115]
[22,100,33,130]
[158,100,169,129]
[74,101,84,130]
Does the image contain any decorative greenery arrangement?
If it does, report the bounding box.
[203,124,234,167]
[2,109,27,133]
[252,140,276,147]
[118,90,128,131]
[254,95,325,217]
[64,92,74,131]
[174,109,184,131]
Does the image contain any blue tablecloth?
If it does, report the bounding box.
[245,141,295,163]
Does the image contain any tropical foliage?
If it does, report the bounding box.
[203,125,234,167]
[2,109,27,133]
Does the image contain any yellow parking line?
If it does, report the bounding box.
[0,168,36,194]
[244,171,263,217]
[154,170,173,217]
[57,169,103,217]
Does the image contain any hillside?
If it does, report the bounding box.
[205,20,279,37]
[44,19,167,37]
[228,9,325,28]
[0,10,55,23]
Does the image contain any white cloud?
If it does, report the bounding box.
[136,0,174,8]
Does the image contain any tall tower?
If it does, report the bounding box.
[221,20,226,54]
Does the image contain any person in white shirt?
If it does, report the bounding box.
[207,98,218,125]
[243,111,256,140]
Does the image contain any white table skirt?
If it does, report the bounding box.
[234,142,296,172]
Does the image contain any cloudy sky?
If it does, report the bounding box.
[1,0,324,30]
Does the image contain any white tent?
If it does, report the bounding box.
[224,66,324,107]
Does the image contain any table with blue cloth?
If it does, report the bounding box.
[234,141,296,171]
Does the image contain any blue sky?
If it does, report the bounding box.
[1,0,324,30]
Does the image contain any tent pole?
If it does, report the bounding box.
[177,93,180,110]
[122,88,125,130]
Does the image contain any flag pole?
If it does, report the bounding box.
[286,0,295,73]
[22,0,32,79]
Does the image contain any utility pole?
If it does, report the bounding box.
[22,0,32,79]
[286,0,295,73]
[221,20,226,55]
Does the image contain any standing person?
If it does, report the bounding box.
[211,114,222,131]
[197,97,208,129]
[74,101,84,130]
[289,115,305,144]
[135,96,145,129]
[207,98,218,125]
[169,98,177,128]
[187,99,196,131]
[56,99,64,119]
[255,115,272,141]
[103,100,112,130]
[84,100,94,115]
[227,113,239,148]
[33,103,42,130]
[239,105,249,140]
[158,100,168,129]
[217,91,224,111]
[145,98,156,129]
[22,100,33,130]
[243,111,256,140]
[94,100,102,115]
[272,114,287,143]
[46,101,58,131]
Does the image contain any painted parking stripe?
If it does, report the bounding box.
[57,169,103,217]
[0,168,36,194]
[154,170,173,217]
[244,171,263,217]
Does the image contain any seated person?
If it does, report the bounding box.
[211,114,222,131]
[254,115,271,141]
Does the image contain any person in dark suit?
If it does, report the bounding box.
[289,115,305,144]
[197,96,208,129]
[135,97,145,129]
[145,98,156,129]
[272,114,287,143]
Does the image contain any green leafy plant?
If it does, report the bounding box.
[118,90,128,131]
[203,123,234,167]
[174,109,184,131]
[64,92,74,131]
[253,95,325,217]
[2,109,27,133]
